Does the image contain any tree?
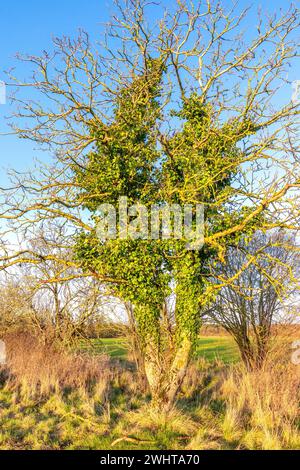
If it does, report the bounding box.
[20,226,112,346]
[206,231,299,369]
[0,0,299,410]
[0,223,110,345]
[0,281,34,335]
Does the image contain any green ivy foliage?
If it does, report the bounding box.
[75,58,163,209]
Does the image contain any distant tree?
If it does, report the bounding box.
[0,281,34,335]
[16,225,109,346]
[206,231,299,369]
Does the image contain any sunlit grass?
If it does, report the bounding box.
[1,333,298,450]
[79,335,239,364]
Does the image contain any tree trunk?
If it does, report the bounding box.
[143,336,192,412]
[237,336,255,371]
[163,336,192,411]
[143,341,163,407]
[135,302,195,412]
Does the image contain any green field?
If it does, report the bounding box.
[79,336,240,364]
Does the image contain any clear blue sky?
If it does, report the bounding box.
[0,0,297,187]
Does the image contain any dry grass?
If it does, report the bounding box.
[0,330,299,450]
[2,332,111,401]
[220,336,300,450]
[186,333,300,450]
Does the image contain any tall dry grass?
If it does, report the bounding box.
[2,332,111,401]
[220,334,300,449]
[1,330,299,450]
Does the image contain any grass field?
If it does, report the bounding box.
[1,332,299,450]
[79,336,240,364]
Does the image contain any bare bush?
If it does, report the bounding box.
[206,231,299,369]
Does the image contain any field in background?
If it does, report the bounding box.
[79,336,240,364]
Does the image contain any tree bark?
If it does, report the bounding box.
[143,336,192,412]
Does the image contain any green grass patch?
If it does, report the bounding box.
[195,336,239,363]
[79,337,128,359]
[79,335,239,364]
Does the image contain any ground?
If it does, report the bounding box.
[0,334,299,450]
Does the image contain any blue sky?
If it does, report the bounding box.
[0,0,111,186]
[0,0,297,187]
